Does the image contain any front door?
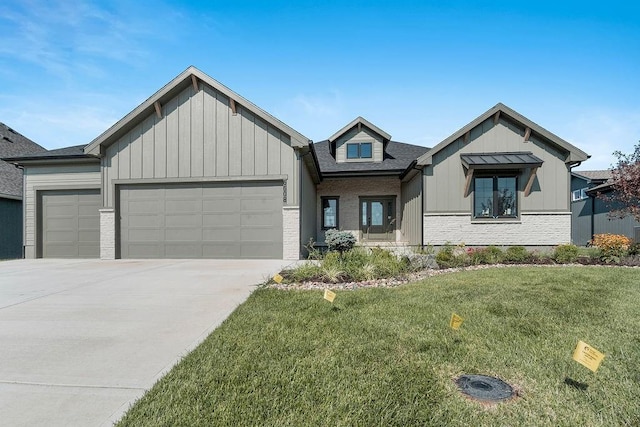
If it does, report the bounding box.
[360,197,395,241]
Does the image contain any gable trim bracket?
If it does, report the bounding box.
[524,166,538,197]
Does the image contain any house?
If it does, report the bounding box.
[0,123,47,259]
[3,66,590,260]
[571,170,640,245]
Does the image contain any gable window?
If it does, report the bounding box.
[474,175,517,218]
[346,142,372,159]
[322,197,339,229]
[571,188,588,201]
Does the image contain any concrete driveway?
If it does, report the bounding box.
[0,258,291,426]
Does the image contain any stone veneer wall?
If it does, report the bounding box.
[423,212,572,246]
[283,206,300,260]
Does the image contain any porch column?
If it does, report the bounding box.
[100,208,116,260]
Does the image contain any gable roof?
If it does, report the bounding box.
[328,116,392,143]
[417,103,590,167]
[314,139,429,177]
[84,66,311,156]
[0,123,47,199]
[327,117,392,158]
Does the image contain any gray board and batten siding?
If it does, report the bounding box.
[400,172,423,246]
[422,115,573,214]
[102,83,299,209]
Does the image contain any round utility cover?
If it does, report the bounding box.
[456,374,514,402]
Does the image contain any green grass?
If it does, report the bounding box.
[117,267,640,426]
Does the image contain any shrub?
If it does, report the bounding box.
[504,246,529,263]
[590,233,632,263]
[481,246,504,264]
[436,243,467,269]
[629,243,640,256]
[324,229,356,254]
[553,244,579,264]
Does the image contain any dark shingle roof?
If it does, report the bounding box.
[0,123,47,198]
[314,140,429,176]
[573,170,612,182]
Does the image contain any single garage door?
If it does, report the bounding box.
[119,182,283,259]
[40,189,100,258]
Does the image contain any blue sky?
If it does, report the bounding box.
[1,1,638,170]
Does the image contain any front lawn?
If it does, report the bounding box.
[117,266,640,426]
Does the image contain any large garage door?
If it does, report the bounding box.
[119,182,283,259]
[41,189,100,258]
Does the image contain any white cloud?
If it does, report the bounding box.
[0,94,122,149]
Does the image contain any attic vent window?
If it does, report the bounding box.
[347,142,372,159]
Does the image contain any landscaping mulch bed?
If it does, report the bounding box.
[266,262,640,291]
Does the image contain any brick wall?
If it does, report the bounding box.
[316,177,403,243]
[99,208,115,259]
[283,206,300,260]
[424,212,571,246]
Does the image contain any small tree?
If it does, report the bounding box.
[598,142,640,221]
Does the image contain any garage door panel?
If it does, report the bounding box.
[165,214,202,227]
[203,213,240,227]
[45,217,76,230]
[165,229,203,241]
[202,199,240,212]
[241,213,278,226]
[202,227,238,241]
[165,199,201,213]
[126,244,161,258]
[41,190,100,258]
[126,200,160,214]
[119,182,283,259]
[126,229,161,242]
[127,214,162,228]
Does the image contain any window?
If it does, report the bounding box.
[346,142,372,159]
[322,197,339,229]
[474,175,517,218]
[572,188,588,201]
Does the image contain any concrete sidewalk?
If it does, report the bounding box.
[0,259,292,426]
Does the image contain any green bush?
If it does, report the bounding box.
[553,244,579,263]
[480,246,504,264]
[504,246,530,263]
[629,243,640,256]
[324,229,356,254]
[435,243,466,269]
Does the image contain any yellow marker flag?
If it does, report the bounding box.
[273,273,283,284]
[324,289,336,303]
[450,313,464,330]
[573,341,605,372]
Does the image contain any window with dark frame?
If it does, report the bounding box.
[473,175,517,218]
[322,197,339,229]
[346,142,373,159]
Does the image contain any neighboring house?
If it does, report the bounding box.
[3,66,590,260]
[571,170,640,245]
[0,123,47,259]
